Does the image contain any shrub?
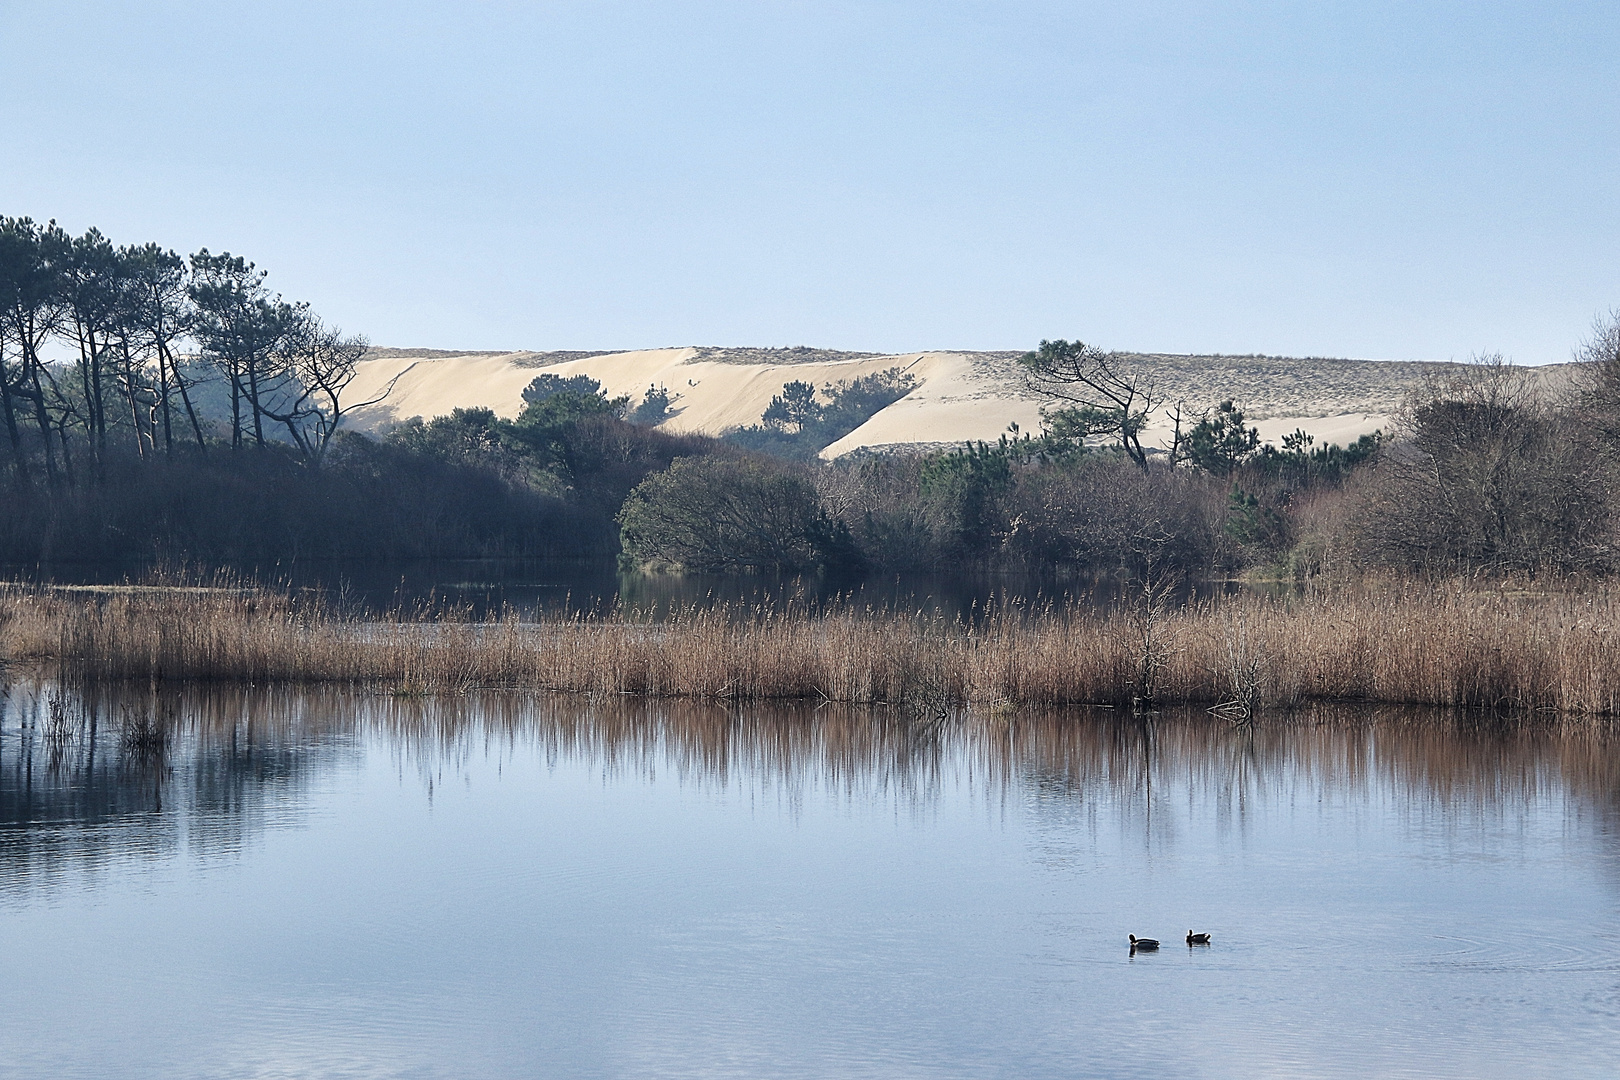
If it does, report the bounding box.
[1351,358,1615,573]
[1007,457,1228,575]
[618,455,860,573]
[628,384,673,425]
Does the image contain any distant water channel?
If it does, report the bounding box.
[4,558,1241,620]
[3,680,1619,1079]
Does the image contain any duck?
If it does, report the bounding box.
[1128,934,1160,950]
[1186,931,1211,945]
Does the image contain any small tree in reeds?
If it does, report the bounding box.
[1126,537,1178,710]
[1208,611,1263,727]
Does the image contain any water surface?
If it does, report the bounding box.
[2,681,1618,1078]
[3,557,1238,620]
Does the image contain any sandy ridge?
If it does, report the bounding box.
[344,348,1579,459]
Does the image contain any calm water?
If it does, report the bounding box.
[3,681,1619,1079]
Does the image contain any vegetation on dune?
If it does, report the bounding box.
[627,383,673,426]
[724,367,918,460]
[1019,339,1164,469]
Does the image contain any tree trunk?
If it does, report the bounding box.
[174,361,208,452]
[229,362,242,449]
[91,334,107,462]
[247,358,266,447]
[0,348,27,483]
[120,339,146,459]
[76,325,97,465]
[156,342,175,453]
[23,341,58,484]
[53,414,73,484]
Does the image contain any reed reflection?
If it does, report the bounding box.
[4,677,1619,893]
[0,679,359,893]
[1087,715,1610,858]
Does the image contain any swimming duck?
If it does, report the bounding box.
[1186,931,1211,945]
[1128,934,1160,950]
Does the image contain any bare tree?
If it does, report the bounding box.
[1577,308,1620,447]
[1019,339,1162,469]
[1354,355,1613,572]
[258,311,383,466]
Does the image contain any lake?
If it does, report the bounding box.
[2,679,1618,1078]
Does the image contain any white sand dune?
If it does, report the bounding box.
[346,352,551,425]
[346,348,1042,453]
[345,347,1568,457]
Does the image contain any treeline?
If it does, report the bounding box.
[723,367,917,459]
[617,330,1620,581]
[617,404,1375,577]
[0,218,706,565]
[0,217,375,477]
[8,214,1619,582]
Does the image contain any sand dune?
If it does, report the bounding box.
[345,347,1575,458]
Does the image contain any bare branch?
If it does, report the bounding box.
[1019,339,1161,468]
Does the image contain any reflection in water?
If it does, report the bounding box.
[0,682,358,893]
[6,678,1620,1079]
[6,678,1619,888]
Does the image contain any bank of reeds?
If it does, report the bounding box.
[4,577,1620,714]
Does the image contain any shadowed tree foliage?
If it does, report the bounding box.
[0,432,579,564]
[917,441,1016,558]
[0,217,68,483]
[122,242,208,453]
[521,373,619,407]
[188,250,298,449]
[628,384,672,425]
[762,380,821,432]
[618,455,861,573]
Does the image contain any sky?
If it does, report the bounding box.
[2,1,1617,362]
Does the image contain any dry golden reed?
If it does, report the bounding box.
[5,577,1620,714]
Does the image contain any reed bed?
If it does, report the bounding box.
[4,578,1620,714]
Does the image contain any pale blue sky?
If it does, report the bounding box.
[3,1,1616,361]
